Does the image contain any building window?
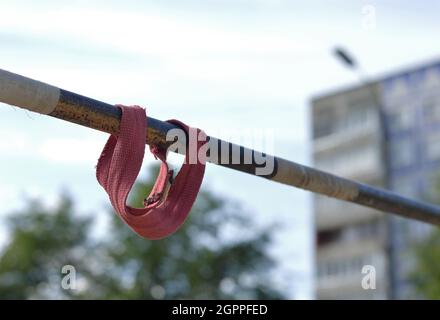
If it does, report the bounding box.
[317,220,382,248]
[387,104,413,132]
[316,228,341,247]
[317,254,377,281]
[389,140,414,169]
[408,221,433,242]
[391,175,416,198]
[344,99,375,132]
[423,67,440,89]
[422,96,440,124]
[315,143,379,176]
[424,132,440,162]
[314,108,335,139]
[422,172,440,203]
[314,99,376,140]
[383,78,409,101]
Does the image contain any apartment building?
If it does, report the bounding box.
[311,59,440,299]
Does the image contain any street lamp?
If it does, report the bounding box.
[334,47,357,69]
[332,46,396,300]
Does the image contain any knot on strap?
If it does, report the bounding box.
[96,104,206,240]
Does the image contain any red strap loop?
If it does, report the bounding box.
[96,105,206,240]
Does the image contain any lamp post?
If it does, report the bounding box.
[333,46,396,300]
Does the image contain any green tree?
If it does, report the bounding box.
[0,194,93,299]
[0,166,284,299]
[90,167,282,299]
[410,229,440,299]
[409,173,440,299]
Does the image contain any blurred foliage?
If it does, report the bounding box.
[0,166,283,299]
[410,228,440,299]
[409,172,440,299]
[0,195,93,299]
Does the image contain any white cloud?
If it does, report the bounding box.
[37,137,105,165]
[0,129,28,155]
[0,124,106,165]
[0,7,321,58]
[0,184,18,207]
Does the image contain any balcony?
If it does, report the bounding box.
[316,239,387,299]
[314,196,384,230]
[313,138,384,182]
[316,273,387,299]
[313,119,380,155]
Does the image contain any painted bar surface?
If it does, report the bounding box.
[1,68,440,226]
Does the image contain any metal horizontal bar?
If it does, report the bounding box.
[1,68,440,226]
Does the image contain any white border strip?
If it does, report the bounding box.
[0,68,60,114]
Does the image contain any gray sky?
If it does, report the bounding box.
[1,0,440,299]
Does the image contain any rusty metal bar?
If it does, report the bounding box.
[1,68,440,226]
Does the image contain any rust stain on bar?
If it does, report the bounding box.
[50,89,171,150]
[52,98,120,135]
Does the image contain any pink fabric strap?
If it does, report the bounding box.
[96,105,206,240]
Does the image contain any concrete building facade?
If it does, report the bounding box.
[311,60,440,299]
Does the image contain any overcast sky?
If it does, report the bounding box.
[1,0,440,299]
